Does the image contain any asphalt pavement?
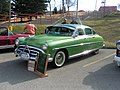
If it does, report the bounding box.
[0,49,119,90]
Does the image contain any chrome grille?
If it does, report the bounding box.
[16,45,45,60]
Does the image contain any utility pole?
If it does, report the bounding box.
[76,0,78,18]
[104,0,106,16]
[9,0,11,26]
[101,0,106,17]
[62,0,64,14]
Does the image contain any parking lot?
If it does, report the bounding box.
[0,49,120,90]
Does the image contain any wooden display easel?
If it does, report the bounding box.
[34,54,48,78]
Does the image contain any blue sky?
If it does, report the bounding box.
[48,0,120,11]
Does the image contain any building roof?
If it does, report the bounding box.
[99,6,117,11]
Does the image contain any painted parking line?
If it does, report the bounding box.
[83,53,115,68]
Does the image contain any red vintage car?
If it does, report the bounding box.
[0,26,32,49]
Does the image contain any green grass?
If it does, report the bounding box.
[13,24,49,35]
[82,16,120,48]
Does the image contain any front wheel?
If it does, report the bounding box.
[52,51,66,68]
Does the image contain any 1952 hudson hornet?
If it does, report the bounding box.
[15,24,104,67]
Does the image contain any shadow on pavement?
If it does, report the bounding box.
[48,53,95,70]
[83,63,120,90]
[0,59,38,85]
[0,48,14,54]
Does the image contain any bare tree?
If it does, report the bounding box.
[66,0,77,12]
[48,0,51,16]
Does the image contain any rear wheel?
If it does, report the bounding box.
[52,51,66,68]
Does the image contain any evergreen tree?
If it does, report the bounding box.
[0,0,9,14]
[53,7,57,14]
[12,0,49,14]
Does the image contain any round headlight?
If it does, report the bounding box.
[15,39,19,45]
[42,44,48,50]
[117,44,120,50]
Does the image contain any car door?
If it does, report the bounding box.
[0,28,9,46]
[0,27,15,48]
[84,28,97,50]
[8,30,16,45]
[68,28,89,56]
[76,28,91,52]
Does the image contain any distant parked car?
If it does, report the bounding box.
[114,40,120,67]
[0,26,32,49]
[14,24,104,67]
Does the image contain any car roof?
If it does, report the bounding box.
[52,24,91,30]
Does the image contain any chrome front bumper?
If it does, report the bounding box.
[114,55,120,66]
[14,45,53,62]
[15,48,39,60]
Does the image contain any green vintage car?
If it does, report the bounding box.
[15,24,104,67]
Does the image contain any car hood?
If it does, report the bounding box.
[23,34,72,45]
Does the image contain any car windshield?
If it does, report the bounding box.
[46,27,74,36]
[0,27,8,36]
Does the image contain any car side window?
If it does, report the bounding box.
[8,30,14,36]
[84,28,93,35]
[78,29,84,35]
[47,27,59,34]
[92,30,96,35]
[60,28,74,36]
[0,29,8,36]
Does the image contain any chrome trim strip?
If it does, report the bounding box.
[30,57,37,60]
[53,43,86,50]
[53,41,103,50]
[69,48,100,59]
[19,45,45,54]
[48,58,53,62]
